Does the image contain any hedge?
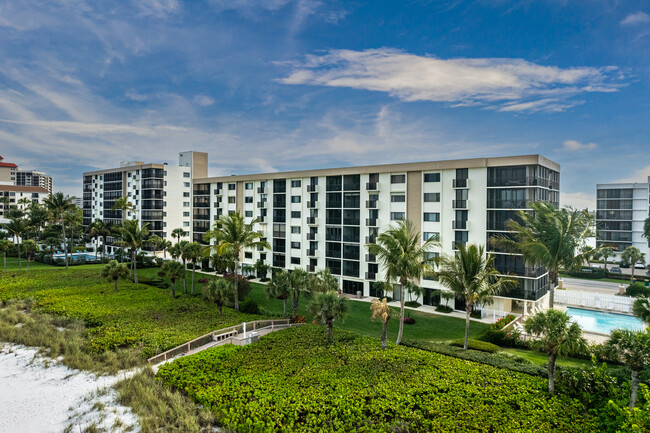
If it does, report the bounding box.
[450,338,500,353]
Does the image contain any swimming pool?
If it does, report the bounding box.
[566,307,646,334]
[53,254,98,261]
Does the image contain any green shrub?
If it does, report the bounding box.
[435,305,453,313]
[480,328,527,348]
[450,338,500,353]
[565,267,608,279]
[470,309,482,319]
[404,301,421,308]
[239,299,260,315]
[626,283,650,297]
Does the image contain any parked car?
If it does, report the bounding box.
[610,267,622,274]
[620,262,630,268]
[634,263,647,270]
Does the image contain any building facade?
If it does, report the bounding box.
[192,154,559,315]
[0,156,18,184]
[16,170,53,193]
[0,185,50,224]
[82,152,207,252]
[596,180,650,260]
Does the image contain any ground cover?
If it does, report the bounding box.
[559,272,641,285]
[158,325,596,433]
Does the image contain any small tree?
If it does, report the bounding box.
[4,218,30,271]
[312,268,339,293]
[290,268,312,319]
[524,309,587,394]
[621,246,645,283]
[308,291,348,341]
[371,298,391,349]
[253,260,270,280]
[581,245,595,267]
[0,239,11,272]
[172,228,186,244]
[606,329,650,409]
[159,260,186,299]
[266,268,291,316]
[101,260,130,293]
[22,239,38,270]
[596,245,615,271]
[183,242,204,294]
[203,278,233,315]
[633,297,650,323]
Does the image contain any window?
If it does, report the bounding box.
[245,182,253,190]
[423,212,440,222]
[391,174,406,184]
[391,194,405,203]
[424,173,440,182]
[423,193,440,202]
[291,211,301,218]
[245,211,253,217]
[245,252,253,259]
[291,241,300,249]
[291,257,301,265]
[423,232,440,241]
[291,180,301,188]
[229,183,236,190]
[391,212,405,221]
[183,202,190,207]
[183,221,190,227]
[291,195,301,203]
[183,211,190,217]
[291,226,301,234]
[228,197,236,203]
[183,172,191,178]
[245,196,253,203]
[183,192,190,197]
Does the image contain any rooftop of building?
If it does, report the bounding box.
[0,185,50,193]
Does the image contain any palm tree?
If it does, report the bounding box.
[44,192,75,270]
[171,228,186,244]
[117,219,149,284]
[87,221,103,261]
[0,239,11,271]
[491,201,593,308]
[266,268,291,316]
[111,197,133,222]
[4,218,30,271]
[606,329,650,409]
[580,245,594,267]
[312,268,339,293]
[64,207,83,251]
[178,240,190,293]
[203,278,233,315]
[633,297,650,323]
[147,235,163,258]
[596,245,615,271]
[621,246,645,283]
[366,219,438,345]
[22,239,38,270]
[27,203,50,242]
[644,216,650,246]
[290,268,312,319]
[204,213,270,312]
[101,260,130,293]
[160,239,172,259]
[436,244,516,350]
[308,291,348,341]
[524,309,587,394]
[370,298,391,349]
[183,242,204,294]
[159,260,185,298]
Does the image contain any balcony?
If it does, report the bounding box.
[258,215,266,223]
[366,218,379,227]
[257,201,267,208]
[452,200,468,209]
[365,254,376,262]
[307,264,316,272]
[365,272,377,281]
[214,188,222,195]
[307,200,318,208]
[306,248,317,257]
[452,220,468,230]
[452,179,468,188]
[307,184,319,192]
[366,182,380,191]
[365,200,378,209]
[365,235,377,244]
[307,233,316,241]
[452,241,466,250]
[306,217,319,225]
[257,186,265,194]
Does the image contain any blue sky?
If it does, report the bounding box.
[1,0,649,209]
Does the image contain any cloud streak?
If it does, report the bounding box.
[278,49,623,112]
[562,140,597,151]
[621,12,650,26]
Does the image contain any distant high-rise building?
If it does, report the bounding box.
[16,170,53,193]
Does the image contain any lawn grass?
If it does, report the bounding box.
[3,256,58,271]
[559,272,634,285]
[502,348,594,369]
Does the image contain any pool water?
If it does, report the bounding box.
[53,254,98,261]
[567,307,646,334]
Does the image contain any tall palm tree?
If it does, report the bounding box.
[4,218,30,271]
[290,268,312,319]
[178,240,190,293]
[87,220,104,261]
[183,242,204,294]
[111,197,133,222]
[596,245,615,271]
[491,201,593,308]
[147,234,163,258]
[437,244,517,350]
[606,329,650,409]
[101,260,130,293]
[366,219,438,345]
[204,212,270,311]
[621,246,645,283]
[308,291,348,341]
[27,203,50,242]
[524,309,587,394]
[266,268,291,316]
[171,228,186,244]
[22,239,38,270]
[117,219,149,284]
[159,260,185,299]
[160,239,172,259]
[633,297,650,323]
[370,298,391,349]
[0,239,11,272]
[44,192,75,269]
[203,278,233,315]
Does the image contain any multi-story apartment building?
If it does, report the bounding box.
[0,185,50,224]
[0,156,18,184]
[16,170,53,193]
[192,154,559,315]
[596,180,650,260]
[82,151,207,253]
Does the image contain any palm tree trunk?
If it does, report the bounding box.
[234,260,240,311]
[603,256,608,271]
[183,261,187,293]
[396,282,405,345]
[191,263,195,294]
[102,237,106,260]
[547,352,557,394]
[630,370,640,409]
[133,250,138,284]
[631,267,636,284]
[61,214,68,270]
[26,258,30,271]
[381,320,388,349]
[548,269,557,308]
[292,292,299,318]
[327,320,333,340]
[17,243,21,271]
[171,280,176,299]
[3,252,6,272]
[114,279,118,293]
[464,307,471,350]
[283,298,287,316]
[95,238,98,261]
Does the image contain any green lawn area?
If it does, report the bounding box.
[502,348,594,369]
[3,256,58,271]
[559,272,634,285]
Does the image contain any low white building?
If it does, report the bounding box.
[0,184,50,225]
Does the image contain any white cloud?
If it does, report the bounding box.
[621,12,650,26]
[278,49,622,112]
[562,140,598,151]
[560,191,595,211]
[136,0,180,18]
[194,95,215,106]
[125,91,148,101]
[615,165,650,183]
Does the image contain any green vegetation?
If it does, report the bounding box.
[158,325,596,433]
[450,338,500,353]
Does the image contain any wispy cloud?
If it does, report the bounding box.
[194,95,215,106]
[560,191,595,210]
[562,140,597,151]
[278,49,623,112]
[621,12,650,26]
[615,165,650,183]
[136,0,181,18]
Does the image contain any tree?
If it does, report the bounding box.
[160,239,172,259]
[491,201,593,308]
[606,329,650,409]
[159,260,186,299]
[44,192,75,270]
[366,219,438,345]
[111,197,133,222]
[290,268,312,319]
[0,239,11,272]
[27,203,50,242]
[633,297,650,323]
[203,278,233,315]
[177,240,190,293]
[204,213,270,311]
[172,228,186,244]
[581,245,595,267]
[524,309,587,394]
[4,218,30,271]
[253,260,270,279]
[436,244,516,350]
[370,298,391,349]
[312,268,339,293]
[64,207,83,252]
[644,216,650,246]
[266,268,291,316]
[22,239,38,270]
[117,219,149,284]
[147,235,163,258]
[88,219,110,261]
[308,291,348,341]
[621,246,645,283]
[101,260,130,293]
[597,245,615,271]
[183,242,204,294]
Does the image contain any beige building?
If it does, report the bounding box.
[16,170,53,193]
[0,156,18,184]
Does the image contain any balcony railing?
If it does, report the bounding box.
[452,179,468,188]
[452,241,466,250]
[307,233,316,241]
[452,200,468,209]
[365,254,376,262]
[365,235,377,244]
[306,248,317,257]
[307,201,318,208]
[452,220,468,230]
[366,218,379,227]
[307,217,319,225]
[258,215,266,223]
[307,184,319,192]
[257,201,267,208]
[366,182,380,191]
[307,265,316,272]
[365,272,376,281]
[365,200,378,209]
[257,187,265,194]
[214,188,222,195]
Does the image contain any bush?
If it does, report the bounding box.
[291,315,306,324]
[238,299,260,315]
[481,328,526,348]
[403,317,415,325]
[435,305,453,313]
[450,338,500,353]
[626,283,650,297]
[224,273,251,300]
[197,278,209,284]
[564,267,608,279]
[404,301,421,308]
[470,310,482,319]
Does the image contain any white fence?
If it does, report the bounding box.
[554,290,635,314]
